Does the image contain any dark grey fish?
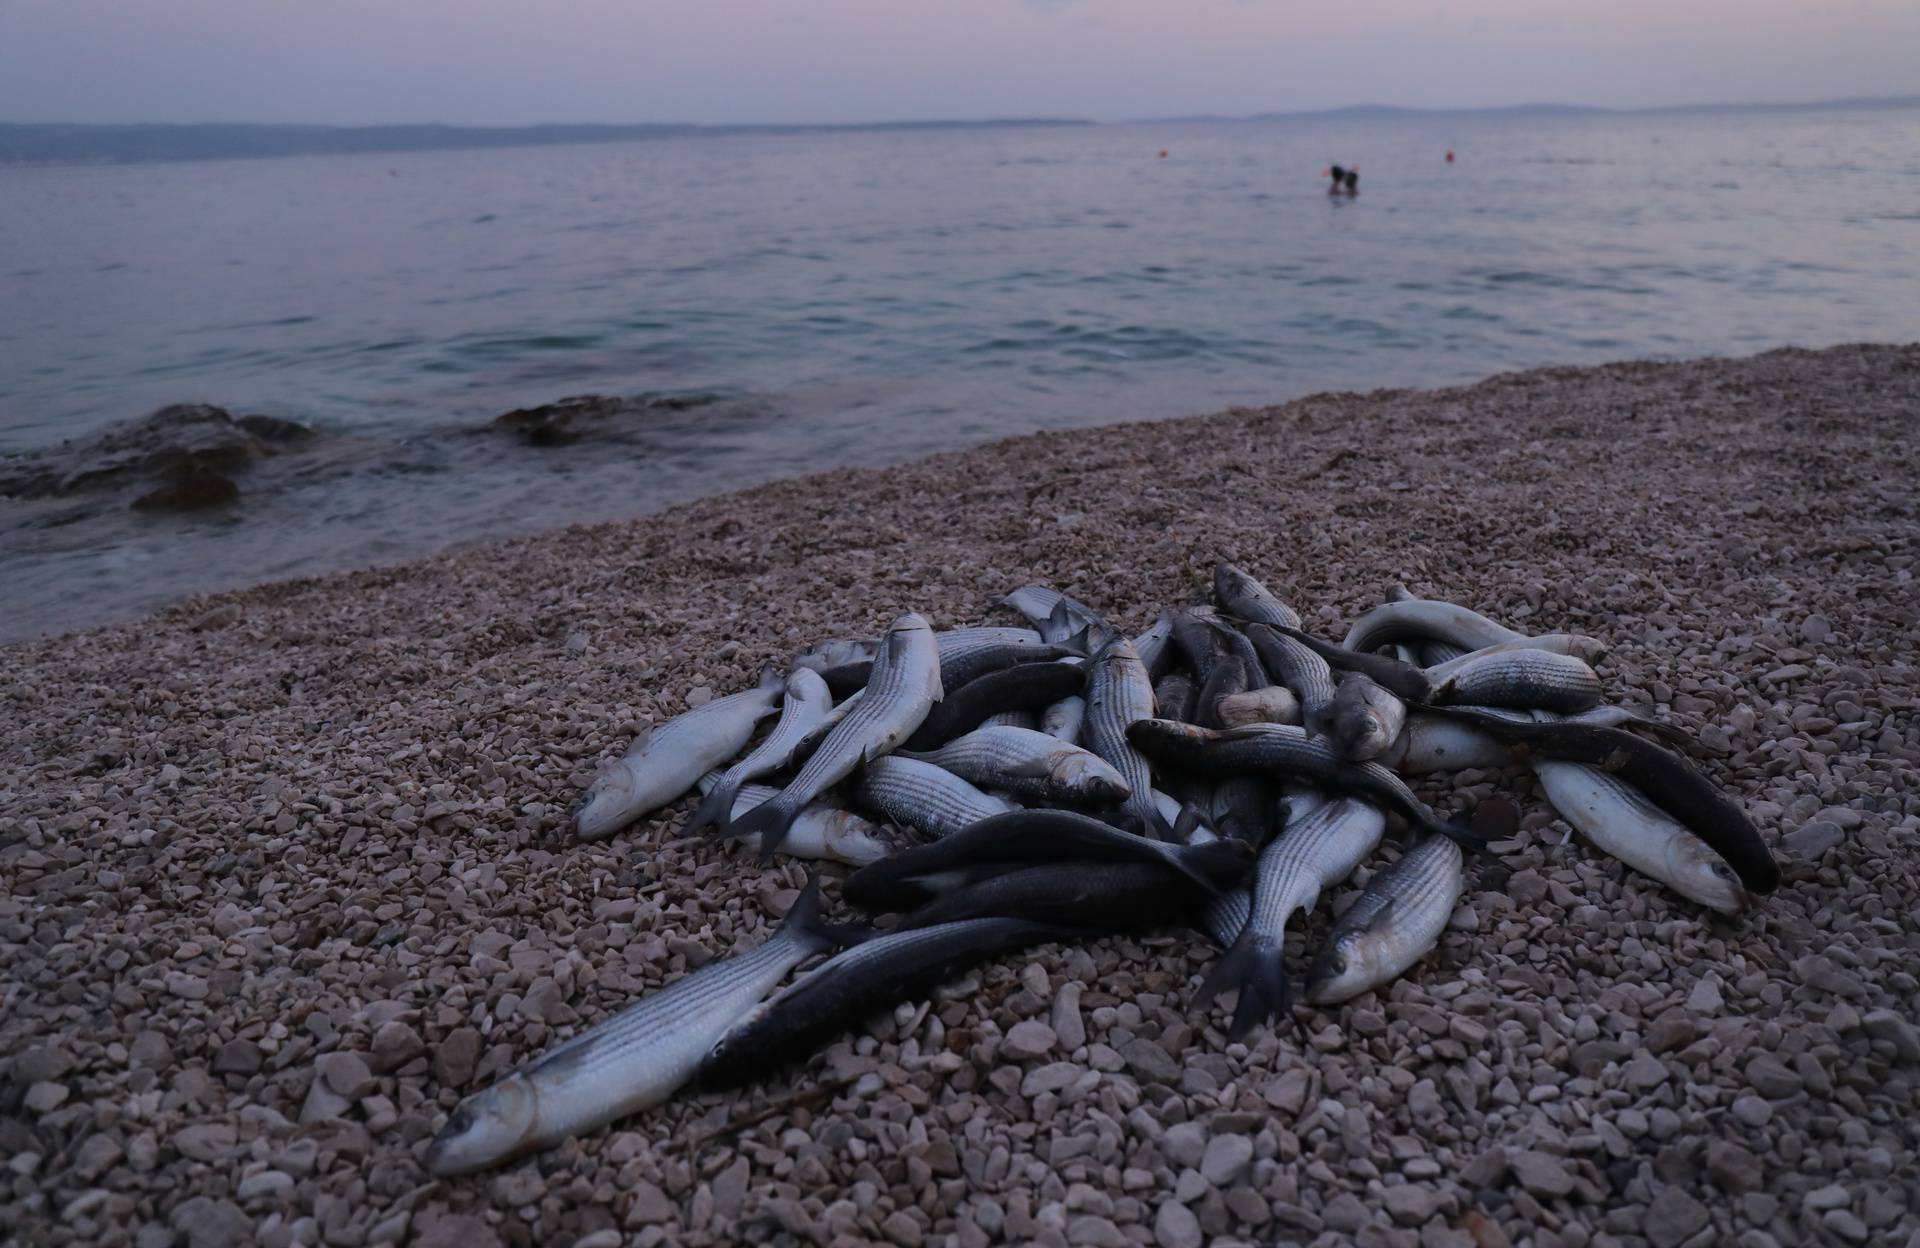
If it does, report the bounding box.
[1125,719,1454,837]
[1419,707,1779,893]
[1153,671,1199,724]
[1341,595,1526,654]
[903,660,1086,751]
[1169,608,1228,686]
[1131,613,1177,680]
[843,807,1253,912]
[700,917,1073,1089]
[940,639,1079,691]
[897,860,1215,930]
[898,725,1130,806]
[1195,656,1251,729]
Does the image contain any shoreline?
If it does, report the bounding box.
[3,343,1918,1246]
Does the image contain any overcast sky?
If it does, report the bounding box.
[3,0,1916,126]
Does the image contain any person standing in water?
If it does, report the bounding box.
[1328,164,1347,195]
[1343,167,1358,196]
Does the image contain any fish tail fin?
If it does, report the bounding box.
[756,662,786,694]
[1173,838,1256,895]
[776,874,871,953]
[729,792,804,862]
[683,778,739,838]
[1198,933,1289,1040]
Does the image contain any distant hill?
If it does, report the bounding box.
[1242,96,1920,122]
[0,117,1092,167]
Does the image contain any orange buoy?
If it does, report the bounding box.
[1446,150,1455,163]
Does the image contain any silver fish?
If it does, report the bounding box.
[854,755,1017,839]
[696,774,892,865]
[684,667,833,835]
[791,637,877,675]
[730,613,942,857]
[1198,798,1387,1036]
[1376,714,1514,774]
[1423,634,1609,679]
[1532,761,1748,913]
[1327,672,1406,761]
[1213,561,1303,630]
[1041,694,1087,743]
[573,666,782,840]
[980,708,1038,731]
[1306,830,1469,1005]
[1131,612,1176,679]
[1085,639,1168,835]
[1429,649,1603,713]
[424,881,841,1175]
[898,725,1129,806]
[1342,593,1526,654]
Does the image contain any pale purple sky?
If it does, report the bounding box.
[4,0,1916,125]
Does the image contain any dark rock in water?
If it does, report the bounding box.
[490,393,720,447]
[0,403,315,501]
[132,466,241,511]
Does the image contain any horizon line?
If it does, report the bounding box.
[6,91,1918,132]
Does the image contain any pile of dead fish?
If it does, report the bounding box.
[423,565,1779,1175]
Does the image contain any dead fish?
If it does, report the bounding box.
[1197,798,1388,1036]
[1305,802,1516,1005]
[1041,694,1087,743]
[898,724,1130,806]
[1213,561,1303,630]
[1341,594,1527,654]
[1131,612,1177,680]
[853,755,1016,840]
[1428,649,1604,713]
[1327,672,1407,762]
[696,774,892,865]
[1375,714,1515,774]
[424,879,850,1174]
[1246,624,1340,738]
[1423,634,1610,678]
[573,666,783,840]
[842,807,1251,913]
[730,613,942,859]
[903,660,1085,750]
[1532,761,1748,913]
[684,667,834,835]
[1126,719,1454,837]
[1195,655,1252,729]
[1422,706,1778,893]
[897,860,1220,930]
[1153,671,1199,724]
[1086,638,1170,835]
[701,917,1072,1090]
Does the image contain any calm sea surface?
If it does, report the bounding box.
[3,107,1917,637]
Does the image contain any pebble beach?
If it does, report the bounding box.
[4,342,1918,1248]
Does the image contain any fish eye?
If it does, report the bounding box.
[1710,863,1736,882]
[444,1105,473,1133]
[1330,955,1347,975]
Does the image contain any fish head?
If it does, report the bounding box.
[1304,933,1381,1006]
[824,812,892,865]
[423,1077,539,1176]
[1565,636,1611,665]
[572,760,638,840]
[1051,751,1131,803]
[1663,836,1751,915]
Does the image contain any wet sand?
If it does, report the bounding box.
[3,343,1918,1247]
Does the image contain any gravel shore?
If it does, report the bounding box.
[4,343,1918,1248]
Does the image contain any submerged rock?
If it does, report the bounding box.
[488,393,720,447]
[0,403,314,507]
